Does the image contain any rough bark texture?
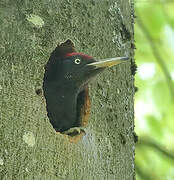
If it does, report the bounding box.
[0,0,135,179]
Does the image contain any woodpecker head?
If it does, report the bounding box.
[44,39,129,92]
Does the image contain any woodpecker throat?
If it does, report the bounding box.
[43,39,129,134]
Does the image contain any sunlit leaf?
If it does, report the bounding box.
[135,0,174,179]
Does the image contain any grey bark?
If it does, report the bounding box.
[0,0,135,179]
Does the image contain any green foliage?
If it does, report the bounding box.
[135,0,174,179]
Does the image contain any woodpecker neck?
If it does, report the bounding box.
[43,80,79,132]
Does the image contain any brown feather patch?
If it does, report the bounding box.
[80,87,91,127]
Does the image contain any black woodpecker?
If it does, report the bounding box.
[43,40,129,135]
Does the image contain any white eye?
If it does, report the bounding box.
[74,58,81,64]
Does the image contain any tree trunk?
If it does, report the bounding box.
[0,0,135,179]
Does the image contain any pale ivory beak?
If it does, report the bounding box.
[88,57,129,68]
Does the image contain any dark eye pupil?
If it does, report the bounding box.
[75,59,81,64]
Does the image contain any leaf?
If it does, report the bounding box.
[146,115,163,139]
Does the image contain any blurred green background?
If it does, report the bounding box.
[135,0,174,179]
